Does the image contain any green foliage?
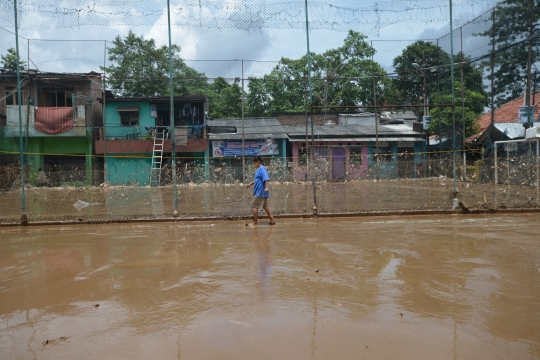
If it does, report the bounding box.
[392,41,486,115]
[393,41,450,115]
[102,30,206,97]
[246,30,389,116]
[479,0,540,106]
[428,81,483,139]
[207,77,242,118]
[1,48,26,72]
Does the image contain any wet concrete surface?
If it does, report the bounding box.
[1,214,539,359]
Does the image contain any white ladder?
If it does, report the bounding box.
[149,128,165,187]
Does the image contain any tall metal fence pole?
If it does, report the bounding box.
[494,142,498,185]
[536,140,539,206]
[241,60,245,182]
[103,40,107,183]
[167,0,178,215]
[305,0,317,216]
[449,0,457,200]
[461,66,466,180]
[461,26,466,180]
[372,41,379,180]
[13,0,27,225]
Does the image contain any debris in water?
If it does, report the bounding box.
[73,200,99,211]
[315,268,319,273]
[95,304,100,308]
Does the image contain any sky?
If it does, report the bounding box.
[0,0,500,79]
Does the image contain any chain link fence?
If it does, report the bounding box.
[1,144,539,224]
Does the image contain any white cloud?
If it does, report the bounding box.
[147,3,272,79]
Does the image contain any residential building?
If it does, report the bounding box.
[467,93,540,148]
[284,114,426,181]
[0,70,102,186]
[96,96,208,186]
[207,117,288,183]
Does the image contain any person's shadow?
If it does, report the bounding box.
[253,226,274,297]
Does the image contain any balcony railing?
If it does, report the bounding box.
[93,125,206,141]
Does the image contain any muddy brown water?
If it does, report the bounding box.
[1,215,539,359]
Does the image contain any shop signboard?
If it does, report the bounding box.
[212,139,279,158]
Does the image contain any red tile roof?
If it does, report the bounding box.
[467,92,540,144]
[478,92,540,130]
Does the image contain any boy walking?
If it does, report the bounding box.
[246,156,276,225]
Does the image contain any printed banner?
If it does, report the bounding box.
[212,139,279,158]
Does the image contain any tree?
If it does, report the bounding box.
[102,31,206,97]
[247,30,389,117]
[479,0,540,106]
[428,81,483,140]
[207,77,242,118]
[393,41,450,116]
[393,41,486,116]
[1,48,26,72]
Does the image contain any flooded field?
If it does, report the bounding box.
[1,215,540,359]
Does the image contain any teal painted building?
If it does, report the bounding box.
[97,96,209,186]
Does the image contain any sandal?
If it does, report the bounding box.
[269,221,276,225]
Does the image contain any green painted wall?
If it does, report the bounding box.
[106,155,152,186]
[0,128,93,185]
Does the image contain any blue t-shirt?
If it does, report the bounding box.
[253,165,270,198]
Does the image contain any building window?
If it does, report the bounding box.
[349,146,363,166]
[298,147,309,166]
[117,106,139,126]
[314,147,329,159]
[4,89,24,106]
[41,91,73,107]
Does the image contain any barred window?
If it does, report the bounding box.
[117,106,139,126]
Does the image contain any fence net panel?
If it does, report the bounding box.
[1,1,540,224]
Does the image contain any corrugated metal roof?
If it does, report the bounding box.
[207,117,288,140]
[283,123,420,137]
[289,137,425,142]
[494,123,526,139]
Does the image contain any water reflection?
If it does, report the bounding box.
[253,226,274,298]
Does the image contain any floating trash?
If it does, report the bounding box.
[73,200,99,211]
